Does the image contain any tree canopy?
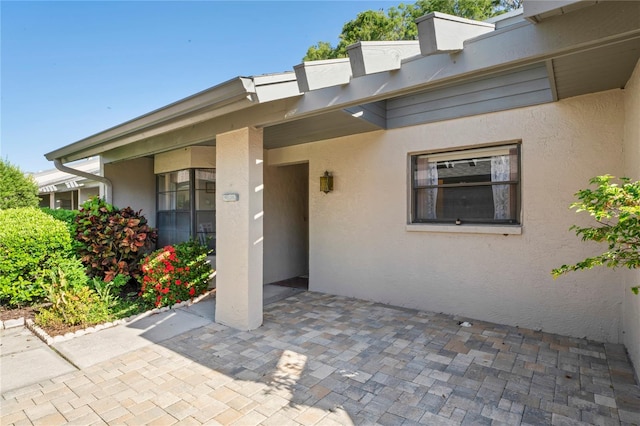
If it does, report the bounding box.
[303,0,522,61]
[0,159,40,209]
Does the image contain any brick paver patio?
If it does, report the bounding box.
[2,291,639,425]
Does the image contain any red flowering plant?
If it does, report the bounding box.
[138,240,213,308]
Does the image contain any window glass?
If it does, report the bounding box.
[195,169,216,190]
[412,145,520,224]
[55,191,73,210]
[39,194,50,208]
[156,168,216,249]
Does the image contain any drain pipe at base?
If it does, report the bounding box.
[53,159,113,204]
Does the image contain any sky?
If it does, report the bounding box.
[1,0,401,173]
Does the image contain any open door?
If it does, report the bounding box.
[263,162,309,289]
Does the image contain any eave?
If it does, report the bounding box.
[45,1,640,165]
[45,74,300,164]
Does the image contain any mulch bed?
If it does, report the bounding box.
[1,305,87,336]
[0,305,37,322]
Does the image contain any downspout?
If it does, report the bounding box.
[53,159,113,204]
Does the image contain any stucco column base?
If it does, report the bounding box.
[215,127,263,330]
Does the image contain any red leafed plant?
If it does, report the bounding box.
[139,241,213,308]
[75,197,157,282]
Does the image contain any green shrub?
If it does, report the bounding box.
[0,208,73,306]
[36,264,109,328]
[75,197,157,282]
[553,175,640,294]
[41,207,79,231]
[0,160,39,209]
[139,240,213,308]
[91,274,129,309]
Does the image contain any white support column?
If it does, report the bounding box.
[215,127,264,330]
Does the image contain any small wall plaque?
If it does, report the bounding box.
[222,193,239,202]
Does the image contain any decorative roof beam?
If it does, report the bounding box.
[252,72,300,102]
[293,58,352,92]
[416,12,494,56]
[347,41,421,77]
[287,1,640,121]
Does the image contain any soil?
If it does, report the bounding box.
[0,305,92,337]
[0,305,37,322]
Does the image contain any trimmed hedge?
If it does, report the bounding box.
[41,207,79,232]
[0,208,73,306]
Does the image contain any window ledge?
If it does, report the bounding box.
[406,223,522,235]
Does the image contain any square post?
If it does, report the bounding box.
[215,127,264,330]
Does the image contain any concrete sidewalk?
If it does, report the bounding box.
[0,327,76,393]
[0,284,303,394]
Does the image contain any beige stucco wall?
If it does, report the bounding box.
[623,59,640,372]
[270,89,626,343]
[78,187,100,205]
[104,157,156,227]
[154,146,216,174]
[263,161,309,284]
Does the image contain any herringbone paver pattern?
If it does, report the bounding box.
[2,292,639,425]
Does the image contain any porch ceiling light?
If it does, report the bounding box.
[320,171,334,194]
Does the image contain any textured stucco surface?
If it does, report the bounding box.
[154,146,216,174]
[623,59,640,373]
[270,90,626,343]
[215,127,263,330]
[104,157,156,227]
[263,162,309,284]
[78,187,100,205]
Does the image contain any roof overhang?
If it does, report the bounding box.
[523,0,601,24]
[33,158,102,192]
[45,1,639,165]
[286,1,640,121]
[45,74,300,164]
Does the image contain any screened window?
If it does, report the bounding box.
[157,169,216,250]
[411,144,520,225]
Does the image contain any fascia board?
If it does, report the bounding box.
[286,1,640,121]
[523,0,597,23]
[45,77,256,162]
[52,97,258,164]
[80,97,302,164]
[35,167,101,186]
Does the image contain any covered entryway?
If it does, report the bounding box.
[264,162,309,292]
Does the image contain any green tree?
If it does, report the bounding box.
[552,175,640,294]
[303,0,513,61]
[0,159,39,209]
[305,41,341,61]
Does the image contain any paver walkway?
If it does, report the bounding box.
[2,291,639,425]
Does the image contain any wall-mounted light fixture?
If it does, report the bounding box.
[320,171,334,194]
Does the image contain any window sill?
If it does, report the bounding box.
[406,223,522,235]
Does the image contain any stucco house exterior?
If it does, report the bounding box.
[45,1,640,374]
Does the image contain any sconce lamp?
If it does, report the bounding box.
[320,171,334,193]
